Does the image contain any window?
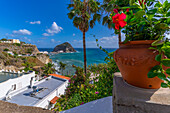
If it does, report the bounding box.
[12,84,16,90]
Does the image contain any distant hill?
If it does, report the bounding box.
[52,42,76,53]
[0,43,39,55]
[0,43,51,70]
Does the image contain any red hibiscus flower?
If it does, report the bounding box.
[113,9,118,13]
[126,8,130,12]
[138,0,146,5]
[112,13,127,30]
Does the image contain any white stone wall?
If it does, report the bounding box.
[57,80,68,96]
[12,39,20,43]
[35,90,57,108]
[0,72,35,98]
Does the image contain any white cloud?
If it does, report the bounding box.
[51,39,61,43]
[51,39,55,43]
[42,22,63,36]
[29,21,41,24]
[71,34,125,48]
[20,37,31,42]
[13,29,32,35]
[73,33,75,36]
[42,33,50,36]
[98,34,125,48]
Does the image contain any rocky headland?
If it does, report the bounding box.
[52,42,76,54]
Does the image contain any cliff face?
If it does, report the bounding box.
[37,54,52,64]
[0,43,39,55]
[0,43,51,70]
[52,42,76,53]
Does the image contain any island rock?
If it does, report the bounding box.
[52,42,76,53]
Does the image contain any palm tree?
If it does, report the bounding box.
[59,61,67,75]
[42,63,56,75]
[68,0,101,75]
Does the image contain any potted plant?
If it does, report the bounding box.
[111,0,170,89]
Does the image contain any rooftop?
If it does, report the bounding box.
[4,76,66,106]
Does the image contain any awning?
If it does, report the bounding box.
[50,96,59,104]
[49,74,70,80]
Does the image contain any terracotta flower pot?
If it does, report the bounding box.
[113,40,164,89]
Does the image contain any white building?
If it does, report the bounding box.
[7,51,14,56]
[39,51,49,54]
[0,73,69,109]
[11,39,20,43]
[1,39,20,44]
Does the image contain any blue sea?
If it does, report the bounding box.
[38,48,117,75]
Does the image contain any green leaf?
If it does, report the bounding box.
[161,82,168,88]
[147,8,157,20]
[135,10,145,18]
[154,1,162,8]
[167,12,170,17]
[155,23,169,30]
[157,73,166,81]
[152,40,164,46]
[148,47,157,50]
[162,59,170,67]
[151,65,161,71]
[148,71,158,78]
[166,68,170,75]
[96,39,98,42]
[147,8,158,15]
[129,0,135,6]
[155,54,162,62]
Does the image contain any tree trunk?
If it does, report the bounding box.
[118,30,121,47]
[83,31,87,75]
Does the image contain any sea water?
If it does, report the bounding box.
[38,48,117,75]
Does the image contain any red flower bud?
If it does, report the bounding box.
[138,0,146,5]
[113,9,118,13]
[126,8,130,12]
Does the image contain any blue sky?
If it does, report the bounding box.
[0,0,120,48]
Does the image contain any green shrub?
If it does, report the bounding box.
[3,48,9,51]
[1,38,7,41]
[37,53,43,55]
[35,71,38,74]
[27,48,33,54]
[54,58,118,111]
[32,56,36,58]
[13,43,21,46]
